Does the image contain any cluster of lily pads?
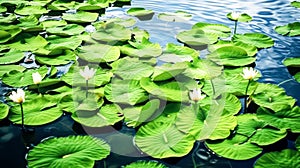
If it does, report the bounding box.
[0,0,300,167]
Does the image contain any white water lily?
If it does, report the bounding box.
[241,67,259,80]
[231,11,241,20]
[79,66,96,81]
[189,88,206,102]
[9,89,25,104]
[32,72,42,84]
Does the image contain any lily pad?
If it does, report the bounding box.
[251,83,296,112]
[0,14,16,24]
[91,22,131,43]
[104,79,148,105]
[127,7,154,17]
[9,94,62,126]
[176,29,219,46]
[283,57,300,67]
[0,103,9,120]
[158,11,192,22]
[120,37,162,58]
[18,15,43,32]
[0,65,25,77]
[27,135,110,168]
[159,43,199,63]
[72,104,123,127]
[295,72,300,83]
[207,46,256,66]
[275,22,300,36]
[41,20,67,28]
[8,34,48,51]
[77,43,120,63]
[48,0,76,11]
[14,5,48,15]
[95,18,136,28]
[192,22,231,38]
[233,33,274,48]
[62,11,99,23]
[0,5,7,12]
[151,62,188,81]
[291,1,300,8]
[208,40,258,56]
[0,49,24,65]
[227,12,252,22]
[257,107,300,133]
[45,35,82,51]
[206,134,262,160]
[131,27,150,41]
[254,149,300,168]
[124,160,168,168]
[0,28,22,43]
[35,50,76,65]
[46,24,85,36]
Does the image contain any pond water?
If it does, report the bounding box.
[1,0,300,168]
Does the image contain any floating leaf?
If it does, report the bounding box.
[0,5,7,12]
[48,0,76,10]
[227,12,252,22]
[62,11,99,23]
[0,65,25,77]
[158,11,192,22]
[120,37,162,58]
[8,34,48,51]
[131,27,150,41]
[14,5,48,15]
[159,43,199,63]
[45,35,82,51]
[192,22,231,38]
[27,135,110,168]
[0,14,16,24]
[0,103,9,120]
[151,62,188,81]
[251,83,296,112]
[275,22,300,36]
[295,72,300,83]
[176,29,219,46]
[127,7,154,17]
[94,18,136,28]
[283,57,300,67]
[254,149,300,168]
[46,24,85,36]
[0,28,22,43]
[77,43,120,63]
[208,40,258,56]
[124,160,168,168]
[233,33,274,48]
[0,49,24,65]
[41,20,67,28]
[104,79,148,105]
[35,50,76,65]
[291,1,300,8]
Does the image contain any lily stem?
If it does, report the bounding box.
[244,80,251,113]
[20,103,25,132]
[210,79,216,97]
[85,80,88,98]
[234,21,238,35]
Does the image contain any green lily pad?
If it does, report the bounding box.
[124,160,168,168]
[0,28,22,43]
[295,72,300,83]
[151,62,188,81]
[254,149,300,168]
[283,57,300,67]
[2,66,48,87]
[0,5,7,12]
[18,15,43,32]
[183,58,223,80]
[122,99,161,127]
[91,22,131,43]
[94,18,136,28]
[8,34,48,51]
[27,0,53,6]
[257,107,300,133]
[104,79,148,105]
[120,37,162,58]
[77,43,120,63]
[140,77,189,102]
[62,11,99,23]
[62,65,113,87]
[0,14,16,24]
[127,7,154,17]
[192,22,231,38]
[233,33,274,48]
[0,65,25,77]
[46,24,85,36]
[135,104,195,159]
[0,49,24,65]
[131,27,150,41]
[227,12,252,22]
[72,104,123,127]
[208,40,258,56]
[9,94,62,126]
[237,114,287,146]
[275,22,300,36]
[111,58,153,80]
[46,35,82,51]
[207,46,256,66]
[176,29,219,46]
[14,5,48,15]
[291,1,300,8]
[158,11,192,22]
[206,134,262,160]
[0,103,9,120]
[251,83,296,112]
[27,135,110,168]
[48,0,76,11]
[158,43,199,63]
[35,50,76,65]
[41,20,68,28]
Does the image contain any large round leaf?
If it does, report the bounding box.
[77,44,120,63]
[151,62,188,81]
[0,65,25,77]
[257,107,300,133]
[72,104,123,127]
[0,103,9,120]
[158,11,192,22]
[127,7,154,17]
[283,57,300,67]
[46,24,85,36]
[14,5,48,15]
[91,23,131,43]
[275,22,300,36]
[158,43,199,63]
[0,49,24,65]
[62,11,99,23]
[0,14,16,24]
[251,83,296,112]
[124,160,168,168]
[176,29,218,46]
[192,22,231,38]
[104,79,148,105]
[0,27,21,43]
[254,149,300,168]
[35,50,76,65]
[206,134,262,160]
[8,34,48,51]
[208,40,258,56]
[233,33,274,48]
[9,94,62,126]
[27,135,110,168]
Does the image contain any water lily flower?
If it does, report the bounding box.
[32,72,42,84]
[189,88,206,102]
[231,11,241,21]
[9,89,25,104]
[79,66,96,81]
[241,67,259,80]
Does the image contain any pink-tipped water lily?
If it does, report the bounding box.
[189,88,206,102]
[79,66,96,81]
[32,72,42,84]
[9,89,25,104]
[241,67,259,80]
